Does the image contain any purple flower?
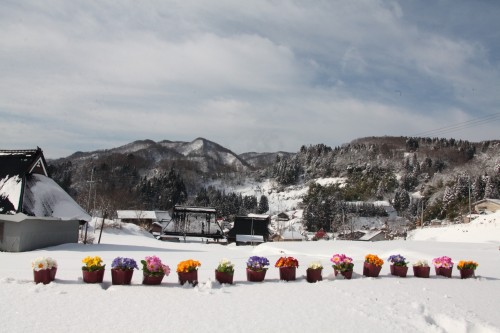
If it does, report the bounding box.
[247,256,270,271]
[111,257,138,270]
[388,254,407,267]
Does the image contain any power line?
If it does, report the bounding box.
[413,112,500,137]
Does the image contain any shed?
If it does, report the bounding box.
[473,198,500,214]
[227,214,270,244]
[0,148,89,251]
[0,213,79,252]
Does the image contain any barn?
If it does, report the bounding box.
[227,214,271,244]
[0,148,90,252]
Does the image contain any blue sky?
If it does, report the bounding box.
[1,0,499,158]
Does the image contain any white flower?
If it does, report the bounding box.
[219,258,234,268]
[308,261,323,270]
[32,257,48,271]
[31,257,57,271]
[413,260,429,267]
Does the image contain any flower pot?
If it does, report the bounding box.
[82,269,105,283]
[33,269,52,285]
[390,265,408,278]
[178,270,198,286]
[306,268,322,283]
[435,267,453,278]
[49,267,57,282]
[413,266,430,278]
[215,270,233,284]
[279,266,296,281]
[111,269,134,285]
[334,268,339,277]
[246,268,267,282]
[142,273,165,285]
[341,270,353,280]
[459,268,475,279]
[363,262,382,277]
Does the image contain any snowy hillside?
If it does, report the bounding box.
[408,211,500,244]
[1,217,499,333]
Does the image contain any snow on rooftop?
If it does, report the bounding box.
[0,175,22,212]
[25,174,91,221]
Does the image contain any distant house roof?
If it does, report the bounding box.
[473,198,500,207]
[117,210,172,221]
[358,230,385,241]
[0,148,90,221]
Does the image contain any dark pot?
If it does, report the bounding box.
[215,270,234,284]
[435,267,453,278]
[363,262,382,277]
[246,268,267,282]
[83,269,105,283]
[333,268,339,277]
[459,268,475,279]
[142,273,165,285]
[341,270,353,280]
[390,265,408,278]
[306,268,322,283]
[279,267,296,281]
[49,267,57,282]
[33,269,52,285]
[178,270,198,286]
[111,269,134,285]
[413,266,430,278]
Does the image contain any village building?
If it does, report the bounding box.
[0,148,90,252]
[473,198,500,214]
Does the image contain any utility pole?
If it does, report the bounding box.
[421,198,424,229]
[84,167,95,244]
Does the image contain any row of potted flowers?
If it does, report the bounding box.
[31,254,479,285]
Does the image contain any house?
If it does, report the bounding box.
[0,148,90,252]
[474,198,500,214]
[357,230,387,242]
[227,214,270,244]
[116,210,171,228]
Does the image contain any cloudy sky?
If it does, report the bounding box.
[1,1,499,158]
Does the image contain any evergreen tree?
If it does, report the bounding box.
[258,195,269,214]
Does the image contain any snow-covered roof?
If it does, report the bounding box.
[281,229,303,240]
[23,174,91,221]
[117,210,158,219]
[358,230,383,241]
[247,213,270,218]
[117,210,172,221]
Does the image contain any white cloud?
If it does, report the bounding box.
[0,1,499,158]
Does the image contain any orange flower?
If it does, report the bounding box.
[365,254,384,267]
[176,259,201,273]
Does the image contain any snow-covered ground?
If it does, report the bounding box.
[1,214,499,333]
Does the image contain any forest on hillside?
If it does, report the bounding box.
[48,136,500,229]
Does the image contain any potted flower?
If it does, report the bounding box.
[457,260,478,279]
[176,259,201,286]
[246,256,270,282]
[432,256,454,278]
[141,256,170,285]
[387,254,408,277]
[412,260,431,278]
[275,256,299,281]
[306,261,323,283]
[32,257,58,284]
[215,258,234,285]
[111,257,138,285]
[363,254,383,277]
[82,256,105,283]
[331,254,354,279]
